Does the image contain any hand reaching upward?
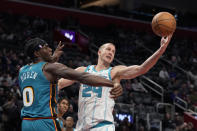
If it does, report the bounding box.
[159,34,173,54]
[52,41,64,62]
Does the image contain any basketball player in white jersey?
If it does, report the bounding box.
[58,35,172,131]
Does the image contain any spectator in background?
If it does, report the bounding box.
[57,97,70,129]
[122,117,133,130]
[64,104,77,123]
[0,79,9,93]
[0,74,4,85]
[185,95,193,109]
[2,94,21,131]
[187,80,194,89]
[131,79,147,93]
[159,66,170,81]
[63,116,75,131]
[189,89,197,105]
[174,113,184,130]
[171,55,179,68]
[0,88,5,106]
[138,125,146,131]
[187,69,197,87]
[82,56,91,66]
[168,77,180,90]
[125,80,132,92]
[186,122,194,131]
[170,89,180,102]
[179,83,189,100]
[6,74,12,87]
[162,112,175,130]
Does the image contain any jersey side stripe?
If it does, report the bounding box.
[104,88,109,120]
[92,97,98,123]
[49,83,57,117]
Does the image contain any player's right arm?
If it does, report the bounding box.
[44,63,114,87]
[58,67,85,90]
[111,35,172,80]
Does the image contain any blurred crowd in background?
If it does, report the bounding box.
[0,11,196,131]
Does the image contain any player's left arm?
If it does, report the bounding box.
[51,41,64,62]
[58,67,86,90]
[112,34,172,80]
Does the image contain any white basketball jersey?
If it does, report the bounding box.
[76,65,115,131]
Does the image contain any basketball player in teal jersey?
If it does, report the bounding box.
[18,38,121,131]
[58,35,173,131]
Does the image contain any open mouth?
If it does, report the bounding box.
[106,56,111,60]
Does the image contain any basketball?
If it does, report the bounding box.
[152,12,176,37]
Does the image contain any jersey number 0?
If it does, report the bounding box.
[23,86,34,107]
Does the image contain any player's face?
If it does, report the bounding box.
[59,99,69,114]
[99,44,115,64]
[65,117,74,128]
[37,44,53,62]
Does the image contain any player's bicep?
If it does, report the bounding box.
[45,62,83,80]
[115,65,143,80]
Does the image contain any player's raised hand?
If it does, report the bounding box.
[159,34,172,54]
[52,41,64,62]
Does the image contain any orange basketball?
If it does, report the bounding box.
[152,12,176,37]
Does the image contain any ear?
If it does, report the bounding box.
[34,51,40,57]
[98,50,101,56]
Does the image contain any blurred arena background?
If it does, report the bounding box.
[0,0,197,131]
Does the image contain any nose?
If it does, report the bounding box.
[108,52,113,56]
[48,47,52,52]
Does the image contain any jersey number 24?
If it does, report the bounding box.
[82,85,102,98]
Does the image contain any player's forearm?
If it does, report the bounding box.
[78,72,113,87]
[51,55,58,62]
[58,78,75,90]
[119,48,163,79]
[140,47,163,73]
[46,63,113,87]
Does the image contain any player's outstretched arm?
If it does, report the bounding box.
[51,41,64,62]
[112,35,172,80]
[45,63,114,87]
[58,67,86,90]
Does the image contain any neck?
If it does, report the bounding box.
[95,59,110,71]
[57,112,63,118]
[33,57,43,64]
[66,127,73,131]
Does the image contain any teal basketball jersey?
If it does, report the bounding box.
[18,62,58,118]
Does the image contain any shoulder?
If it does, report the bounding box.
[111,65,127,78]
[19,66,25,72]
[19,65,28,72]
[44,62,65,69]
[111,65,127,72]
[76,66,86,72]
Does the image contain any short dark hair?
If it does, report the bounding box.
[24,37,47,59]
[58,97,70,106]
